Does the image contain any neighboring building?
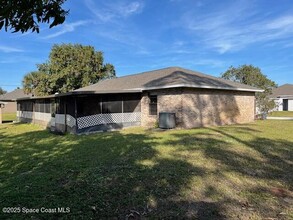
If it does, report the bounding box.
[0,101,6,124]
[270,84,293,111]
[0,89,32,114]
[16,67,262,134]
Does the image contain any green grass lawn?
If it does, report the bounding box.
[269,111,293,117]
[1,113,16,121]
[0,121,292,219]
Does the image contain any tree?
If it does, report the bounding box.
[0,0,68,33]
[23,44,116,96]
[221,65,277,114]
[0,87,7,95]
[22,71,50,96]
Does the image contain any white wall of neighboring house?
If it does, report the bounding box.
[273,98,283,111]
[288,99,293,111]
[273,98,293,111]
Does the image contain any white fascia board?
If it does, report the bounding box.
[138,84,264,92]
[277,95,293,98]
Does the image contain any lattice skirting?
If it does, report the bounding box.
[55,114,65,124]
[54,114,76,128]
[66,115,76,128]
[17,111,76,128]
[77,112,141,129]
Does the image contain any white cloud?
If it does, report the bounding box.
[123,2,142,15]
[84,0,144,22]
[43,21,89,39]
[266,16,293,29]
[0,45,23,53]
[181,2,293,53]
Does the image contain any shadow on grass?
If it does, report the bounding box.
[0,127,226,219]
[1,123,292,219]
[207,127,293,188]
[166,125,293,219]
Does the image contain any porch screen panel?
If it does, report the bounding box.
[58,97,76,128]
[20,101,33,111]
[77,96,101,117]
[66,97,75,117]
[34,100,51,113]
[102,95,122,113]
[123,94,141,113]
[35,101,40,112]
[55,98,65,114]
[44,99,51,113]
[40,100,45,112]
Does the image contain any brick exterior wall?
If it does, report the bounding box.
[141,88,255,128]
[141,89,184,127]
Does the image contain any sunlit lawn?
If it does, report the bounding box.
[269,111,293,117]
[2,113,16,121]
[0,120,292,219]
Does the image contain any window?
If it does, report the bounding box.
[149,95,157,115]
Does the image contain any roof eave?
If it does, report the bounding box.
[16,89,142,100]
[140,84,264,92]
[0,98,16,101]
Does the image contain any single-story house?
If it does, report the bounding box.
[269,84,293,111]
[0,89,32,114]
[0,101,7,124]
[16,67,262,134]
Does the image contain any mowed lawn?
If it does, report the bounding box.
[0,121,292,219]
[269,111,293,117]
[2,113,17,121]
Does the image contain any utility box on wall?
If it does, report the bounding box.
[159,112,176,129]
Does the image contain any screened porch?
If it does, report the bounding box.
[74,93,141,133]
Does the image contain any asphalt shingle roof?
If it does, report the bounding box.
[0,89,32,101]
[75,67,262,93]
[269,84,293,98]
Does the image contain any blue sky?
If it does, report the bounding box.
[1,0,293,92]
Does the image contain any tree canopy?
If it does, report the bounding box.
[0,0,68,33]
[221,65,277,113]
[0,87,7,95]
[23,44,116,96]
